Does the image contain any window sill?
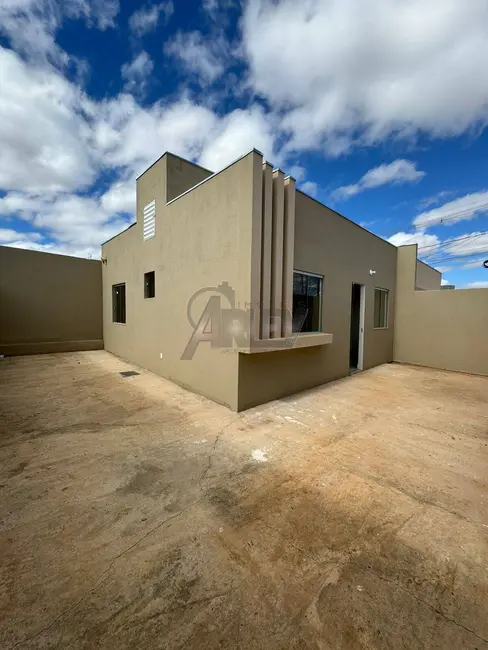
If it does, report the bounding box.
[113,321,126,325]
[373,327,389,330]
[240,332,333,354]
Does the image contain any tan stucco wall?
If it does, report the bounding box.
[102,151,259,410]
[0,246,103,355]
[165,153,213,202]
[237,192,398,410]
[394,245,488,376]
[416,260,441,290]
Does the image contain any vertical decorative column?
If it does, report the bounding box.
[260,162,273,339]
[250,151,263,342]
[270,169,284,338]
[282,176,296,338]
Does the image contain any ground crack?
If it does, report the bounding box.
[350,561,488,645]
[199,415,242,491]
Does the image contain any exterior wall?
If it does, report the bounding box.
[165,153,213,202]
[0,246,103,355]
[394,245,488,376]
[416,260,441,290]
[237,192,398,410]
[102,151,259,410]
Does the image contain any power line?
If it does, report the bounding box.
[414,202,488,229]
[418,231,488,253]
[420,234,488,265]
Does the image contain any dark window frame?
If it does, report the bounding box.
[144,271,155,299]
[112,283,126,324]
[373,287,389,329]
[292,270,323,334]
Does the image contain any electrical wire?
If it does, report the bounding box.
[414,202,488,229]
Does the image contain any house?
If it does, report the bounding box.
[2,149,487,408]
[101,149,440,411]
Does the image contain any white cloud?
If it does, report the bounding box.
[92,95,219,172]
[300,181,318,197]
[466,281,488,289]
[243,0,488,154]
[129,2,173,36]
[121,51,153,95]
[419,190,455,210]
[0,0,118,64]
[333,159,425,200]
[413,191,488,229]
[0,47,95,194]
[199,106,278,171]
[388,231,439,250]
[0,228,42,244]
[0,191,129,257]
[441,278,451,286]
[165,31,227,84]
[100,179,136,215]
[65,0,119,30]
[0,46,280,259]
[443,232,488,257]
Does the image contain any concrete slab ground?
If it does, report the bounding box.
[1,351,488,650]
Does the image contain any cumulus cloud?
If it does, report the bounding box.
[243,0,488,154]
[0,42,280,259]
[0,47,95,193]
[121,51,153,95]
[129,1,173,36]
[198,106,278,170]
[0,191,130,258]
[0,228,42,244]
[413,191,488,229]
[333,159,425,200]
[0,0,118,63]
[388,231,439,250]
[165,31,228,84]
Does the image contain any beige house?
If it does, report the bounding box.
[101,150,445,411]
[2,149,487,410]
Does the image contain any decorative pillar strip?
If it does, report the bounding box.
[282,176,296,338]
[260,162,273,339]
[270,169,285,338]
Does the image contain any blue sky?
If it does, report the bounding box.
[1,0,488,289]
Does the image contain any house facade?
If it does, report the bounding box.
[101,150,440,411]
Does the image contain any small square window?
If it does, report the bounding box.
[292,271,323,333]
[374,288,389,329]
[144,271,155,298]
[112,283,126,323]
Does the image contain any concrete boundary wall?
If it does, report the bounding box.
[394,245,488,376]
[0,246,103,355]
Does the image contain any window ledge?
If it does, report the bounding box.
[240,332,333,354]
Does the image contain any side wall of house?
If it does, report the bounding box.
[0,246,103,355]
[394,245,488,376]
[416,260,441,290]
[102,152,258,410]
[237,192,398,410]
[165,154,213,202]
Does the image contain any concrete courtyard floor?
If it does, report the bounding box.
[1,352,488,650]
